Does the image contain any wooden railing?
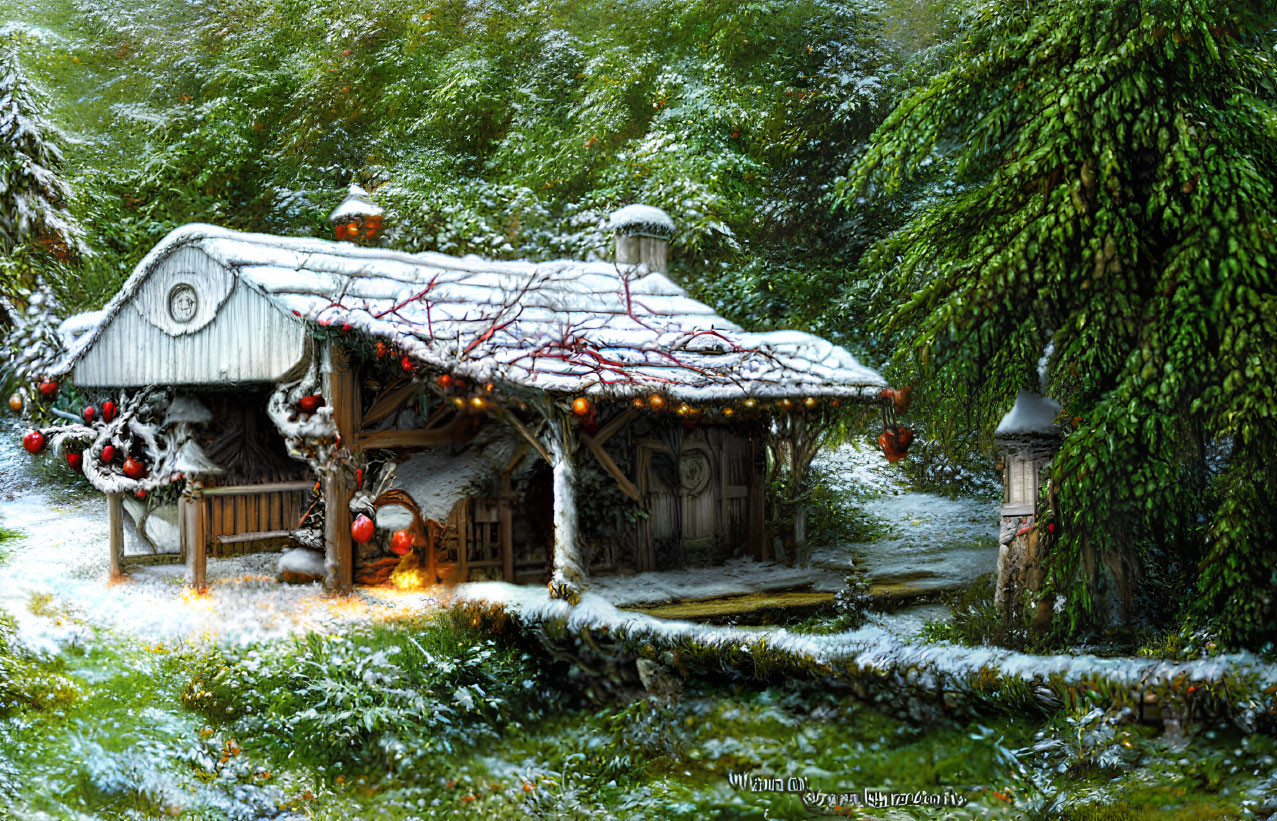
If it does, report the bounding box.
[181,480,312,590]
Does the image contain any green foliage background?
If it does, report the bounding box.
[843,0,1277,646]
[3,0,957,328]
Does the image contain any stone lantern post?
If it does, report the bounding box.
[994,389,1064,627]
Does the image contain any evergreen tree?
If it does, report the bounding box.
[0,42,84,261]
[843,0,1277,646]
[0,41,84,395]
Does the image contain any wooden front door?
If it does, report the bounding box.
[679,434,719,565]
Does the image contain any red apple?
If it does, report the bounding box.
[878,429,906,463]
[83,406,96,424]
[389,529,412,556]
[38,379,58,399]
[351,514,375,544]
[66,452,83,472]
[101,445,116,463]
[122,457,147,479]
[101,401,117,422]
[22,430,45,454]
[298,394,324,413]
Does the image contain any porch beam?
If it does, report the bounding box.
[107,492,124,581]
[322,342,359,595]
[580,432,643,505]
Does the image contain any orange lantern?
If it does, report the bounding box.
[572,397,591,417]
[328,184,385,246]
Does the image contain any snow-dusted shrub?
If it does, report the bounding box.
[1026,707,1141,778]
[0,606,80,716]
[69,739,184,816]
[180,613,546,775]
[919,572,1011,648]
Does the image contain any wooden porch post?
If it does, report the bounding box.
[322,342,359,595]
[500,472,515,583]
[180,493,208,592]
[548,415,585,603]
[107,492,124,580]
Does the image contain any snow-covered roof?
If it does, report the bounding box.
[328,184,383,223]
[55,224,887,401]
[995,390,1063,438]
[608,204,675,239]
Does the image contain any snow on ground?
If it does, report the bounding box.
[0,428,992,654]
[0,422,438,651]
[812,441,1000,592]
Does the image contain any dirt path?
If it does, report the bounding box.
[813,442,1000,594]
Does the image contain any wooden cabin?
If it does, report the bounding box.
[49,203,889,599]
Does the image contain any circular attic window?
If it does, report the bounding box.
[167,283,200,323]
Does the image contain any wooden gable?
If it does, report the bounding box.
[73,244,308,387]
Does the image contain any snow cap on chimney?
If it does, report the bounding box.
[610,204,674,274]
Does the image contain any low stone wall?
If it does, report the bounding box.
[454,583,1277,733]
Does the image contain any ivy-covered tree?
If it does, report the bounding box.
[843,0,1277,646]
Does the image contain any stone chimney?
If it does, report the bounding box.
[609,204,674,274]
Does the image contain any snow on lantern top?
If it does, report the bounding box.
[995,390,1064,440]
[608,204,676,239]
[328,184,384,244]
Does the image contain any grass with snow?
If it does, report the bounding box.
[180,609,548,778]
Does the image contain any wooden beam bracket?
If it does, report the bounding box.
[503,411,553,464]
[581,432,644,506]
